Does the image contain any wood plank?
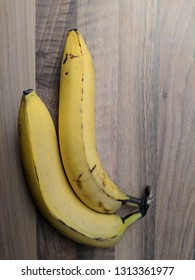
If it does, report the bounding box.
[155,0,195,259]
[115,0,159,260]
[0,0,36,259]
[36,0,77,259]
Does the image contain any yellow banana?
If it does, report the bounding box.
[18,90,150,248]
[59,29,144,213]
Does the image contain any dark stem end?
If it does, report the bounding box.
[23,89,33,95]
[139,186,153,217]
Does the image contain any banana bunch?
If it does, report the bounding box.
[18,29,152,248]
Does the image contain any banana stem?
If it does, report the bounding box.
[120,196,142,206]
[121,186,152,224]
[119,186,152,208]
[121,208,142,224]
[23,89,33,95]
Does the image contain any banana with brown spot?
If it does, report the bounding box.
[58,29,146,213]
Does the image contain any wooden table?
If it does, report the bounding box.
[0,0,194,260]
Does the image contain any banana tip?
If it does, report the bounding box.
[68,28,78,32]
[23,89,33,95]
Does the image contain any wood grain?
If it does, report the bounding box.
[155,0,195,259]
[0,0,36,259]
[0,0,194,260]
[113,0,160,260]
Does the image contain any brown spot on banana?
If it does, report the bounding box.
[104,208,112,213]
[77,173,83,180]
[81,86,84,101]
[70,54,78,59]
[63,53,79,64]
[63,54,68,64]
[98,201,112,213]
[89,164,96,173]
[58,218,118,242]
[98,201,103,207]
[33,160,39,183]
[77,180,82,189]
[18,123,22,136]
[101,179,106,188]
[58,219,90,239]
[101,173,107,188]
[81,74,84,101]
[94,235,118,241]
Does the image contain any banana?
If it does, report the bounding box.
[18,89,150,248]
[59,29,144,213]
